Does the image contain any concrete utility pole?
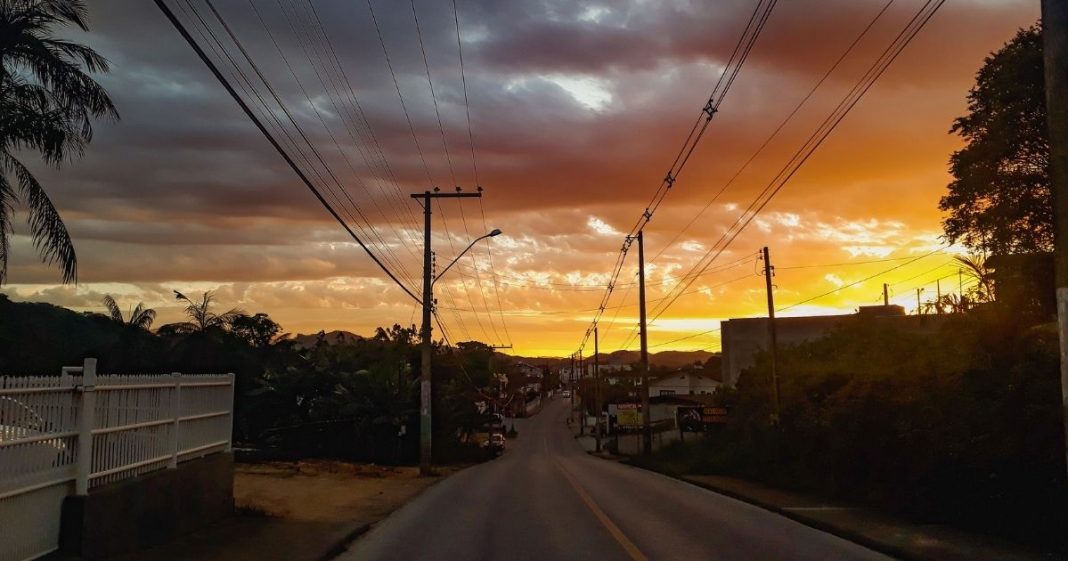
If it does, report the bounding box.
[762,246,781,425]
[412,188,482,476]
[638,230,651,455]
[883,283,889,306]
[594,326,602,453]
[1042,0,1068,476]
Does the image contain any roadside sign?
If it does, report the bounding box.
[614,403,642,430]
[677,406,728,432]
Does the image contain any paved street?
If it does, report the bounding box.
[340,397,892,561]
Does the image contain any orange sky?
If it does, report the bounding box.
[0,0,1041,356]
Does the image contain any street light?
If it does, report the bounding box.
[418,226,501,476]
[434,229,502,284]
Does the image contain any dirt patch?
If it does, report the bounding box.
[235,460,459,524]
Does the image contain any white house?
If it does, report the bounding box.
[648,371,720,397]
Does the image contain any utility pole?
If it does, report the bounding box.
[412,188,482,476]
[883,283,889,306]
[578,351,585,435]
[937,279,943,314]
[569,354,575,416]
[916,288,924,316]
[638,230,651,455]
[594,326,602,453]
[1042,0,1068,477]
[762,246,781,425]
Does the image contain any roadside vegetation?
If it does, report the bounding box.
[635,309,1064,548]
[0,291,531,465]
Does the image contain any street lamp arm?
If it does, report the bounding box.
[434,229,501,285]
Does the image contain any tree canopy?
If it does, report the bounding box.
[940,24,1051,254]
[0,0,117,283]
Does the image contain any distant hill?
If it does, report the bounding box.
[288,330,364,349]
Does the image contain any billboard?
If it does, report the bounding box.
[614,403,642,431]
[677,406,729,432]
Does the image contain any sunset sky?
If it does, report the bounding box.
[0,0,1041,356]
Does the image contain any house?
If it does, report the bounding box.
[648,370,720,397]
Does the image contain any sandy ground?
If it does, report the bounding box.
[235,460,459,524]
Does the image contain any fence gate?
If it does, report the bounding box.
[0,359,234,561]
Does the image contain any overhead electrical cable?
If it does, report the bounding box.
[155,0,421,304]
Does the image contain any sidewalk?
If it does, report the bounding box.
[50,461,461,561]
[649,468,1063,561]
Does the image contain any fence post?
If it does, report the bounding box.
[75,358,97,496]
[226,373,235,452]
[169,372,181,469]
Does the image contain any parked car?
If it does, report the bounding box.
[562,390,571,398]
[481,432,506,456]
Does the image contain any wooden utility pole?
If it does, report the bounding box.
[1042,0,1068,476]
[883,283,889,306]
[916,288,924,315]
[638,231,652,455]
[762,246,781,425]
[412,189,482,476]
[594,326,602,453]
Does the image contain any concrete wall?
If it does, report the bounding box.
[60,453,234,560]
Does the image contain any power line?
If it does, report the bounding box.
[573,0,779,356]
[645,0,946,326]
[156,0,421,304]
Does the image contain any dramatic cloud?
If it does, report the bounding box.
[1,0,1040,355]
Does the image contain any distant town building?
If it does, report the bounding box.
[649,370,720,397]
[720,304,948,386]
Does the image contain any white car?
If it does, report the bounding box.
[562,390,571,398]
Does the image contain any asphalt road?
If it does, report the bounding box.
[339,397,893,561]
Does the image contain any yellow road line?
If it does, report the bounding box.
[555,459,649,561]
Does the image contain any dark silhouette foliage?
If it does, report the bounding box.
[940,24,1051,254]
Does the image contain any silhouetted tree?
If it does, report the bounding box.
[940,24,1050,254]
[0,0,118,283]
[101,294,155,330]
[158,290,244,335]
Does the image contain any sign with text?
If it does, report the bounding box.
[677,406,728,432]
[615,403,642,430]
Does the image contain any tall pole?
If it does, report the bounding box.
[569,354,575,415]
[917,288,923,315]
[412,189,482,476]
[762,246,781,425]
[937,279,943,314]
[638,230,651,455]
[578,351,585,435]
[594,326,602,453]
[883,283,889,306]
[419,194,433,476]
[1042,0,1068,477]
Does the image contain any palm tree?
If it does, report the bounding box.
[161,290,245,334]
[954,254,994,303]
[101,294,155,329]
[0,0,118,284]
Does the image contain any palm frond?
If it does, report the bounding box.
[129,303,156,330]
[101,294,123,323]
[1,151,76,283]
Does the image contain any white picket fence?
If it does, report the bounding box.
[0,359,234,561]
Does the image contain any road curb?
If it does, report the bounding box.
[313,524,372,561]
[617,460,1058,561]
